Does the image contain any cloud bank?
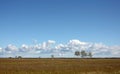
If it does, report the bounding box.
[0,39,120,57]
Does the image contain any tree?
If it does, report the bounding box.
[8,57,12,59]
[18,56,22,59]
[38,56,41,58]
[51,55,54,59]
[81,50,87,58]
[74,51,80,57]
[88,52,92,58]
[15,56,17,58]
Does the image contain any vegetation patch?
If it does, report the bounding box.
[0,58,120,74]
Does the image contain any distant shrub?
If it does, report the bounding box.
[18,56,22,59]
[15,56,22,59]
[51,55,54,59]
[8,57,12,59]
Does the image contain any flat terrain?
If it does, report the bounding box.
[0,58,120,74]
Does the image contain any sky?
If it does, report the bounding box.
[0,0,120,58]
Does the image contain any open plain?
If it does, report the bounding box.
[0,58,120,74]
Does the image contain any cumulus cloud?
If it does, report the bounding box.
[90,43,109,54]
[109,46,120,56]
[48,40,56,44]
[39,40,55,50]
[4,44,18,53]
[0,39,120,57]
[68,39,87,45]
[0,47,2,53]
[19,44,30,52]
[67,39,90,51]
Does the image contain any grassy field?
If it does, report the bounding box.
[0,58,120,74]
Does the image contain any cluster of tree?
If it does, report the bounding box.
[15,56,22,59]
[74,50,92,58]
[51,55,54,58]
[8,56,22,59]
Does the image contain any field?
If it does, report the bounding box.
[0,58,120,74]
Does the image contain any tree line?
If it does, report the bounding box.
[8,50,92,58]
[74,50,92,58]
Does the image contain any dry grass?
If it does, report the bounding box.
[0,58,120,74]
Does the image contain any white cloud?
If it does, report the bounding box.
[67,39,90,51]
[5,44,18,53]
[109,46,120,56]
[90,43,109,54]
[89,43,120,57]
[0,47,2,52]
[55,44,65,50]
[48,40,56,44]
[22,44,29,49]
[1,39,120,57]
[40,40,56,50]
[68,39,87,45]
[33,44,41,50]
[19,44,31,52]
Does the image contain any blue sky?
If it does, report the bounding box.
[0,0,120,57]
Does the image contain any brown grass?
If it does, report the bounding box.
[0,58,120,74]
